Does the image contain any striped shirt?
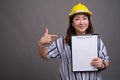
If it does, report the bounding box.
[47,36,109,80]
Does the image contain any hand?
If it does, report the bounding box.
[39,28,58,45]
[91,58,104,69]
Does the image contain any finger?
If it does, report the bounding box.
[91,59,99,63]
[51,35,58,42]
[92,61,98,64]
[91,62,97,66]
[48,40,52,44]
[92,58,100,61]
[50,34,58,38]
[91,61,99,66]
[92,58,98,61]
[44,28,49,35]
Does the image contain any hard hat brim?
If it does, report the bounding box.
[68,10,92,18]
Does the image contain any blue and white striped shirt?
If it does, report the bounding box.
[47,37,109,80]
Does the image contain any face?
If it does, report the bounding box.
[72,14,89,35]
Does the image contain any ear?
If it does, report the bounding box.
[71,22,74,27]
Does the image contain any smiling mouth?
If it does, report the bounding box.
[78,26,85,29]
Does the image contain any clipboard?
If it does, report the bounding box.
[71,35,98,72]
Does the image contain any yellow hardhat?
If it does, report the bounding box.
[68,3,92,19]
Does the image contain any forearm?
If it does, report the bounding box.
[38,42,48,59]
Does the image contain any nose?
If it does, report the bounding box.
[79,20,84,25]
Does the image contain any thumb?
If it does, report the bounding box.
[44,28,48,35]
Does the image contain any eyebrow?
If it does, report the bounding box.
[75,15,87,18]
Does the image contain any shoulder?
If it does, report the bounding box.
[98,35,104,44]
[97,35,107,50]
[97,34,103,43]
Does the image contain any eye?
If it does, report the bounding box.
[75,18,80,20]
[83,17,88,20]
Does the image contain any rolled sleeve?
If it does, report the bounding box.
[47,40,60,59]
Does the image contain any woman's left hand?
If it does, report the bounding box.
[91,58,104,69]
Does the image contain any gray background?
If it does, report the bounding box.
[0,0,120,80]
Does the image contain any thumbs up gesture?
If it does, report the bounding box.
[39,28,58,45]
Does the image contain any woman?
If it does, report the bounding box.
[38,3,109,80]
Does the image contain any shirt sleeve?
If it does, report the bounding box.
[98,38,109,62]
[46,40,60,59]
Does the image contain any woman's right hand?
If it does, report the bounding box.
[39,28,58,45]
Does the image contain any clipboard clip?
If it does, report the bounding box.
[76,36,92,39]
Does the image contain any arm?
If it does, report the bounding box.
[91,38,109,70]
[38,28,58,59]
[91,58,109,70]
[38,42,48,59]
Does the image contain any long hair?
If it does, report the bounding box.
[65,13,94,46]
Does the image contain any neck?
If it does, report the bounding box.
[76,31,86,35]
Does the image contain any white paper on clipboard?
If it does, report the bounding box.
[71,35,98,72]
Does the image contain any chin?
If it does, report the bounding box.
[79,30,86,33]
